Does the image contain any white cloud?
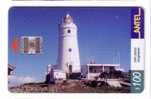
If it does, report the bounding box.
[8,75,37,87]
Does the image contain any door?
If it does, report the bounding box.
[69,64,72,73]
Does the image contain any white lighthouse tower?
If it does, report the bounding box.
[57,14,81,75]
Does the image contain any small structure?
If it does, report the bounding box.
[54,69,66,80]
[8,64,15,75]
[85,64,120,80]
[45,64,66,83]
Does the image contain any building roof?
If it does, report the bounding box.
[86,64,120,67]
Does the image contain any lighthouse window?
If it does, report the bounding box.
[67,29,71,33]
[68,48,72,52]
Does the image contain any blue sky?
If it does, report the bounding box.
[9,7,131,82]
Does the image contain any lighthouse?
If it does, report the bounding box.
[57,14,81,76]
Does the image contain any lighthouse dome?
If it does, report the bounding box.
[60,14,77,30]
[63,14,73,24]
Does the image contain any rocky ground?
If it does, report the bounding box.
[9,80,130,93]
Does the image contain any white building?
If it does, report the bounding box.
[85,64,120,80]
[46,64,66,80]
[57,14,81,74]
[54,70,66,80]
